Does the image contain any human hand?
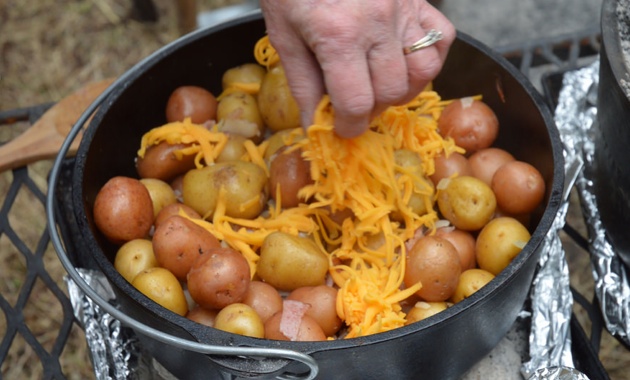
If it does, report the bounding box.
[259,0,456,138]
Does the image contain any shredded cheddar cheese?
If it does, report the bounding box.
[138,35,468,339]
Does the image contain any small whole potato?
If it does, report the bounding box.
[132,267,188,316]
[405,301,449,325]
[241,281,284,323]
[404,235,462,302]
[187,247,251,309]
[269,146,313,208]
[491,160,546,215]
[468,147,515,186]
[435,227,477,271]
[182,161,269,219]
[216,134,248,163]
[263,129,295,162]
[392,149,435,221]
[438,98,499,154]
[214,303,265,338]
[136,142,197,182]
[287,285,342,336]
[217,91,265,142]
[476,217,531,275]
[264,309,327,342]
[257,64,301,131]
[437,175,497,231]
[166,85,218,124]
[257,232,329,291]
[451,268,495,303]
[114,238,158,283]
[221,63,266,91]
[93,176,154,244]
[186,305,218,327]
[152,215,221,281]
[154,202,201,229]
[429,152,473,186]
[140,178,178,218]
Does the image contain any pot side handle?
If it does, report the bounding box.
[206,350,317,379]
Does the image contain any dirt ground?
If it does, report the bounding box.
[0,0,629,379]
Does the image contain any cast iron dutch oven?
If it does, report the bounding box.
[597,0,630,270]
[67,11,563,380]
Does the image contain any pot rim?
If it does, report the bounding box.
[59,9,564,356]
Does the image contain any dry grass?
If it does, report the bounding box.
[1,0,629,379]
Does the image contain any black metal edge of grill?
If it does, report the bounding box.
[0,30,616,379]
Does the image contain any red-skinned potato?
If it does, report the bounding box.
[154,202,202,230]
[187,247,251,310]
[152,215,221,281]
[434,227,477,271]
[241,281,284,323]
[166,85,218,123]
[491,160,546,215]
[136,142,197,182]
[269,146,313,208]
[429,152,473,186]
[438,98,499,154]
[404,235,462,302]
[287,285,342,336]
[186,305,218,327]
[264,309,327,342]
[468,147,515,186]
[93,176,154,244]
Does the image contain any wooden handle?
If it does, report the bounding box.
[0,78,115,173]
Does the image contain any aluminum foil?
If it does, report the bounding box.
[557,60,630,346]
[65,269,159,380]
[528,366,591,380]
[521,78,584,377]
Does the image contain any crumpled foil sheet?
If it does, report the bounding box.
[65,269,157,380]
[557,60,630,346]
[521,69,585,378]
[528,366,591,380]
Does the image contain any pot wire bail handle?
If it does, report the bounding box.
[45,77,319,380]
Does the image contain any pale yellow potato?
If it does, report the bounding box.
[132,267,188,316]
[451,268,495,303]
[476,217,531,275]
[140,178,178,219]
[114,238,158,283]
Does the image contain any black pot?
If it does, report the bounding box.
[597,0,630,270]
[70,11,564,380]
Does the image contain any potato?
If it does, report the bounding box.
[242,281,284,323]
[476,217,531,275]
[93,176,154,244]
[140,178,178,218]
[438,98,499,154]
[287,285,342,336]
[491,160,546,215]
[187,247,251,309]
[263,129,295,162]
[405,301,448,324]
[132,267,188,316]
[154,202,201,229]
[214,303,265,338]
[429,152,473,186]
[152,215,221,281]
[257,64,301,131]
[404,235,462,302]
[166,85,217,124]
[186,305,218,327]
[434,227,477,271]
[391,149,434,221]
[215,134,248,163]
[451,268,495,303]
[182,161,268,219]
[217,91,265,141]
[468,147,515,186]
[269,146,313,208]
[257,232,329,291]
[136,142,197,182]
[264,308,327,342]
[437,175,496,231]
[222,63,266,90]
[114,239,158,283]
